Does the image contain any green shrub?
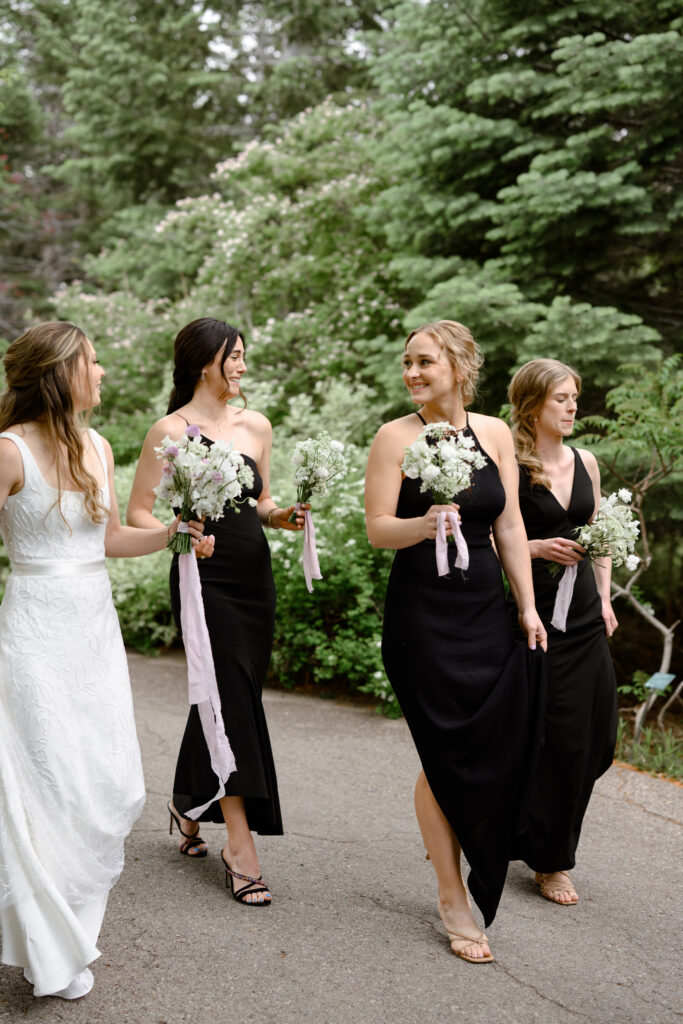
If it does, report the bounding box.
[268,467,396,712]
[615,716,683,782]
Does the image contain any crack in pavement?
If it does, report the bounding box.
[592,787,682,827]
[492,961,600,1021]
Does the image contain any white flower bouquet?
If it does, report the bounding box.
[550,489,640,632]
[154,424,255,553]
[402,422,487,503]
[402,422,487,576]
[288,432,348,591]
[550,488,640,577]
[290,431,348,508]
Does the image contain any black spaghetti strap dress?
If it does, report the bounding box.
[511,448,617,871]
[170,446,282,835]
[381,414,546,926]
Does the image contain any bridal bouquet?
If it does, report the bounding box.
[154,424,255,553]
[402,423,486,576]
[550,489,640,631]
[288,432,348,592]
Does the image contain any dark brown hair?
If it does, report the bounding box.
[167,317,246,413]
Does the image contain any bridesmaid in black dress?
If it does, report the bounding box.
[365,320,547,963]
[128,318,306,905]
[508,359,617,905]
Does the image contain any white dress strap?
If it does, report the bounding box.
[0,431,41,486]
[87,429,109,487]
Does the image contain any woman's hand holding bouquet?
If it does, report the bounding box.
[402,423,486,576]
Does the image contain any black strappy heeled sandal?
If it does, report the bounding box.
[221,851,272,906]
[168,801,208,857]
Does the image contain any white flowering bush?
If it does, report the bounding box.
[402,422,487,503]
[154,425,255,552]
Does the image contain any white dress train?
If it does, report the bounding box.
[0,430,145,997]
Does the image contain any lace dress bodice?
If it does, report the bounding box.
[0,429,108,565]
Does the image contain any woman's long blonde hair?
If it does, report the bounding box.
[508,358,582,489]
[405,320,483,408]
[0,321,107,523]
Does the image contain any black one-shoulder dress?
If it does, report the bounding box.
[511,448,617,871]
[170,450,283,835]
[381,416,546,926]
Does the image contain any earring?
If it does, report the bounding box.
[201,371,206,381]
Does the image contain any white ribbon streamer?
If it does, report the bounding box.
[550,563,578,632]
[435,510,469,576]
[178,551,236,818]
[298,502,323,593]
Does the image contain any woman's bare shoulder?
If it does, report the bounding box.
[146,411,191,443]
[375,412,423,440]
[468,411,510,435]
[237,407,271,435]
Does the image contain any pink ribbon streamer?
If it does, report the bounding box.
[297,502,323,593]
[177,542,236,819]
[550,563,578,632]
[435,510,469,576]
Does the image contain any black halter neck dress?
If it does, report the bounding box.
[381,414,546,926]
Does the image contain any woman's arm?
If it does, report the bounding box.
[0,438,24,507]
[103,437,181,557]
[125,419,213,556]
[489,421,547,649]
[126,419,175,530]
[365,422,458,550]
[580,448,618,636]
[252,414,304,531]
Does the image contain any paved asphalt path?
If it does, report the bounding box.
[1,650,681,1024]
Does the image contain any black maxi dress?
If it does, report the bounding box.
[381,415,546,926]
[511,448,617,871]
[170,450,283,835]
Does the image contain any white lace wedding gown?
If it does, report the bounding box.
[0,429,145,997]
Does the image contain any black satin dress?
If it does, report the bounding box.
[511,448,616,871]
[170,450,283,835]
[382,415,546,926]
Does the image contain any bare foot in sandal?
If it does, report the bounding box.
[534,870,578,905]
[168,800,208,857]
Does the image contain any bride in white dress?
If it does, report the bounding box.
[0,321,206,1000]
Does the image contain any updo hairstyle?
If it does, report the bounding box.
[405,320,483,408]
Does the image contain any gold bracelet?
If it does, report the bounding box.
[266,507,277,529]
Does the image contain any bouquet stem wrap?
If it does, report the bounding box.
[436,509,469,576]
[177,526,236,818]
[297,501,323,593]
[550,563,578,632]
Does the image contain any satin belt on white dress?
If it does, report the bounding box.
[11,560,106,577]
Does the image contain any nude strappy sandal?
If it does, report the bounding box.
[438,901,495,963]
[534,871,579,905]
